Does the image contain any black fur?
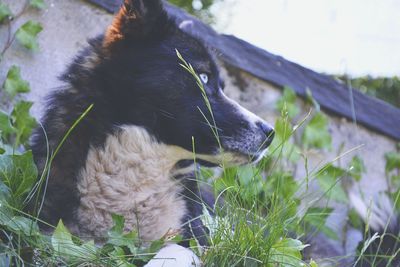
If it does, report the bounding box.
[31,0,274,242]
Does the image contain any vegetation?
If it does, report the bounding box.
[168,0,223,24]
[337,75,400,108]
[1,1,399,266]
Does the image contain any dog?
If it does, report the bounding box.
[31,0,274,246]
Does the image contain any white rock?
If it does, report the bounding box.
[145,244,201,267]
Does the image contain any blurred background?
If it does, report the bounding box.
[170,0,400,108]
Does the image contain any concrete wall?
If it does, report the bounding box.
[0,0,111,115]
[221,67,397,196]
[219,66,398,264]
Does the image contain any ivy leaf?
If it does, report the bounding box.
[276,87,300,119]
[269,238,308,267]
[11,101,37,147]
[3,66,30,100]
[237,165,264,196]
[108,214,125,238]
[302,112,332,149]
[269,117,300,163]
[0,3,12,23]
[4,216,39,236]
[107,214,139,254]
[15,21,43,51]
[266,171,298,201]
[0,180,11,202]
[52,220,97,262]
[316,164,348,203]
[385,152,400,173]
[348,156,365,181]
[0,110,15,141]
[0,151,38,205]
[29,0,46,9]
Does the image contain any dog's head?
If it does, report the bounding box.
[92,0,274,166]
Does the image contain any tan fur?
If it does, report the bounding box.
[76,126,253,242]
[77,126,194,241]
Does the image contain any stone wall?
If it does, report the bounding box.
[0,0,111,115]
[221,67,397,196]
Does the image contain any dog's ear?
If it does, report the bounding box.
[104,0,168,46]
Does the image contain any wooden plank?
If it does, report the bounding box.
[85,0,400,140]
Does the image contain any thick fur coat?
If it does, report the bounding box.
[31,0,274,245]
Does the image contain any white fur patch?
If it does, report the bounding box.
[221,91,260,126]
[77,126,194,241]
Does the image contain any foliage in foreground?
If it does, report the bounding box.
[168,0,223,24]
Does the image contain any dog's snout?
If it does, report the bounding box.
[256,121,275,146]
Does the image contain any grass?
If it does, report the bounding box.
[0,53,399,266]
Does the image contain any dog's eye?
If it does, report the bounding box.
[199,73,209,84]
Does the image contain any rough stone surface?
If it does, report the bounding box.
[220,68,397,265]
[0,0,111,116]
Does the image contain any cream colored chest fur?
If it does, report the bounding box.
[76,126,192,241]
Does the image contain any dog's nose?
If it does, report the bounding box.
[256,121,275,147]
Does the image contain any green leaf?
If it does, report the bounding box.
[3,66,30,99]
[108,214,125,236]
[30,0,46,9]
[274,116,293,144]
[385,152,400,173]
[4,216,40,236]
[348,156,365,181]
[0,180,12,220]
[348,208,363,229]
[237,165,264,196]
[302,112,332,149]
[0,151,38,204]
[15,21,43,51]
[110,247,136,267]
[0,110,15,141]
[276,87,300,119]
[0,180,11,202]
[0,3,12,23]
[52,220,97,261]
[266,171,298,201]
[310,259,319,267]
[316,164,348,203]
[107,214,140,254]
[305,88,320,112]
[148,239,164,254]
[11,100,37,147]
[269,238,308,267]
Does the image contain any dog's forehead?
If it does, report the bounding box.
[171,29,214,65]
